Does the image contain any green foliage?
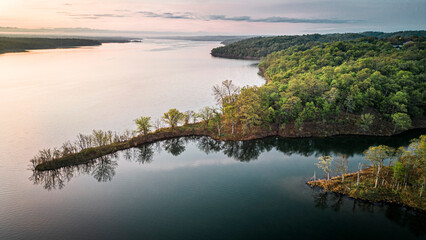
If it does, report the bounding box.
[211,31,426,59]
[197,106,216,126]
[256,36,425,127]
[358,113,375,132]
[162,109,184,128]
[212,36,424,134]
[280,96,302,122]
[364,145,395,168]
[315,155,333,181]
[392,112,412,132]
[393,161,406,182]
[134,116,152,135]
[234,87,266,131]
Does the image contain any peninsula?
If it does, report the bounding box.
[32,34,426,171]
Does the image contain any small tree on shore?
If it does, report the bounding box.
[334,154,349,183]
[198,106,215,126]
[316,155,333,181]
[134,116,152,135]
[153,119,162,131]
[162,109,184,128]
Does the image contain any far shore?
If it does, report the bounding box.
[0,36,137,55]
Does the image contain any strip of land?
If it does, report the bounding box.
[34,118,425,171]
[0,37,105,54]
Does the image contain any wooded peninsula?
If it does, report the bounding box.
[30,31,426,211]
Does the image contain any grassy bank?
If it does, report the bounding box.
[308,167,425,212]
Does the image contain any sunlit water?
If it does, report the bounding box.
[0,40,424,239]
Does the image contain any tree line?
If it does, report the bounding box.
[211,31,426,59]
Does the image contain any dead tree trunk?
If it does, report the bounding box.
[374,165,381,188]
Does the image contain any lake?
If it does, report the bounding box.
[0,40,424,239]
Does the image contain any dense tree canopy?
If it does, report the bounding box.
[211,31,426,59]
[255,37,425,125]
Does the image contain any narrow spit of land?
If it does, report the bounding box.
[34,117,426,171]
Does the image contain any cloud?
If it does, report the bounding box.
[58,11,127,20]
[138,11,196,20]
[139,11,356,24]
[57,10,356,24]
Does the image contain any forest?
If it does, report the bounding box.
[0,37,101,54]
[32,35,426,178]
[211,30,426,59]
[256,36,425,131]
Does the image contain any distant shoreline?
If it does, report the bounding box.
[0,36,136,55]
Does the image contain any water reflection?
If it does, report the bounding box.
[30,130,424,190]
[92,155,118,182]
[30,154,119,190]
[29,131,425,237]
[311,189,426,236]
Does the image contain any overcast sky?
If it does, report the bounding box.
[0,0,425,35]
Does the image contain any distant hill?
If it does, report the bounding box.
[211,31,426,60]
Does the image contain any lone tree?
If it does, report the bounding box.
[162,109,184,128]
[134,116,152,135]
[334,154,349,183]
[316,155,333,181]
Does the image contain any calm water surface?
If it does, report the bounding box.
[0,40,425,239]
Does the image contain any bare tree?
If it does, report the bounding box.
[212,80,240,106]
[334,154,349,183]
[154,119,163,131]
[183,110,196,125]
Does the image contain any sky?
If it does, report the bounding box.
[0,0,425,36]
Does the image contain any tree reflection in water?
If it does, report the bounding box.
[311,188,426,236]
[30,153,118,190]
[30,130,424,190]
[29,131,426,236]
[92,154,118,182]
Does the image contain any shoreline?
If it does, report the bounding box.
[34,120,426,171]
[210,53,261,60]
[0,37,135,55]
[307,167,426,212]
